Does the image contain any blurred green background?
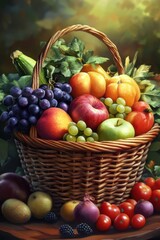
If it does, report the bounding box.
[0,0,160,74]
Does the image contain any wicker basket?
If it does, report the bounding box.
[14,24,160,210]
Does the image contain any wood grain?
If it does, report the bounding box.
[0,215,160,240]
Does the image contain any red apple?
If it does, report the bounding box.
[68,94,109,130]
[0,172,31,204]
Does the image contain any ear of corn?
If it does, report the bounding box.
[10,50,47,86]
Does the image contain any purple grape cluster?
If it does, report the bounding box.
[0,82,72,135]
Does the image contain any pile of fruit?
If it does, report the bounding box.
[1,172,160,238]
[0,37,159,142]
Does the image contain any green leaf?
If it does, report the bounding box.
[86,56,109,64]
[154,165,160,177]
[0,138,8,166]
[82,50,94,63]
[13,75,32,88]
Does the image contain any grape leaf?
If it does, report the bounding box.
[86,56,109,64]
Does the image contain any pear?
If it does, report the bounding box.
[1,198,31,224]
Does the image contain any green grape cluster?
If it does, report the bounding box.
[101,97,132,119]
[64,120,99,142]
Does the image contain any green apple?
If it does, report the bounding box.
[27,191,53,219]
[60,200,80,222]
[97,118,135,141]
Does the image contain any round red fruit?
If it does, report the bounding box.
[100,202,120,222]
[131,182,152,201]
[96,214,111,231]
[125,198,137,206]
[153,178,160,190]
[114,213,130,231]
[144,177,155,190]
[119,202,134,218]
[131,214,146,229]
[150,189,160,212]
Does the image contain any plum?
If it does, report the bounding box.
[0,172,31,204]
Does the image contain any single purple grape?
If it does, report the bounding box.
[40,84,49,90]
[3,95,14,106]
[22,87,33,97]
[58,102,69,112]
[10,86,22,98]
[32,88,45,99]
[61,83,72,93]
[39,99,50,110]
[54,82,63,89]
[0,111,9,122]
[53,88,63,100]
[28,116,37,125]
[45,89,54,100]
[18,96,28,107]
[28,104,40,115]
[50,99,58,107]
[62,92,72,102]
[28,94,38,104]
[12,104,20,116]
[8,117,18,127]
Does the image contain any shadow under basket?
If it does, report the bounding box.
[13,24,160,210]
[15,123,160,210]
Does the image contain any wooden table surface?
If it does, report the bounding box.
[0,215,160,240]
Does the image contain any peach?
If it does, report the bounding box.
[36,108,72,140]
[69,71,106,98]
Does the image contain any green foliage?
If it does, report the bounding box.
[43,37,108,82]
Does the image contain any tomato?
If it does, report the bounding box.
[131,214,146,229]
[125,198,137,206]
[153,178,160,190]
[125,101,154,136]
[131,182,152,201]
[114,213,130,231]
[119,202,134,218]
[144,177,156,189]
[96,214,111,231]
[150,189,160,212]
[99,202,120,222]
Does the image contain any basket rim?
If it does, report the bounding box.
[14,123,160,152]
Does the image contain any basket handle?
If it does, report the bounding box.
[32,24,124,89]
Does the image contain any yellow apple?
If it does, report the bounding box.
[27,191,53,219]
[60,200,80,222]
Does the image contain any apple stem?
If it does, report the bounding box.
[143,108,152,113]
[116,119,123,126]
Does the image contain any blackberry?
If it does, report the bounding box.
[43,211,58,223]
[59,224,75,238]
[76,223,93,237]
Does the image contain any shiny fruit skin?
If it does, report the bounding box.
[1,198,31,224]
[0,172,30,204]
[81,63,109,79]
[69,71,106,98]
[96,214,111,231]
[125,101,154,136]
[150,189,160,212]
[125,198,137,206]
[114,213,130,231]
[119,202,134,219]
[104,74,140,107]
[99,202,120,222]
[131,214,146,229]
[68,94,109,130]
[130,182,152,201]
[144,177,156,190]
[60,200,80,222]
[36,107,72,140]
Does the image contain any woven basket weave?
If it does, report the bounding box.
[14,24,160,210]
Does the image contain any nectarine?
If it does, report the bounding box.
[36,107,72,140]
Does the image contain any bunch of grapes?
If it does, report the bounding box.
[64,120,99,142]
[101,97,132,119]
[0,82,72,135]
